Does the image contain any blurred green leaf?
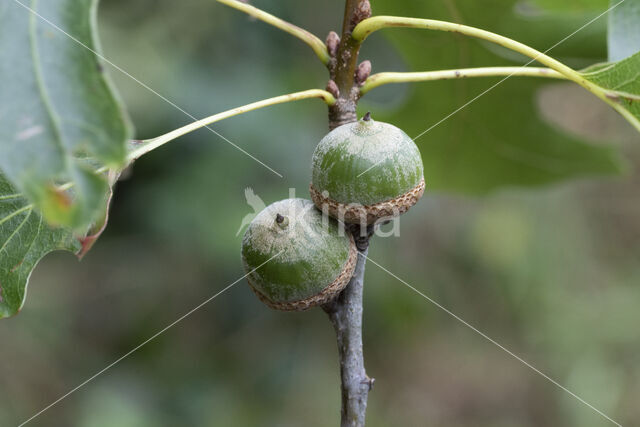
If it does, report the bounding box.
[608,0,640,61]
[0,171,81,319]
[533,0,608,12]
[362,0,625,194]
[581,52,640,129]
[0,0,131,230]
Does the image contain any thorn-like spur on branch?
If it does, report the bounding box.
[129,89,336,161]
[216,0,330,65]
[360,67,565,94]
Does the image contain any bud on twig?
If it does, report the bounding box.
[326,80,340,98]
[350,0,372,30]
[355,60,371,86]
[326,31,340,58]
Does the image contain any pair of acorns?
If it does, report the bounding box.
[241,114,425,311]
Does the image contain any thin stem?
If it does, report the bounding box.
[128,89,335,161]
[216,0,330,65]
[351,16,638,130]
[360,67,565,94]
[323,242,372,427]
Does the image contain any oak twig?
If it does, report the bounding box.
[323,242,373,427]
[323,3,373,426]
[328,0,371,130]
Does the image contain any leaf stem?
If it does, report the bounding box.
[216,0,330,65]
[128,89,335,161]
[360,67,565,94]
[351,16,637,130]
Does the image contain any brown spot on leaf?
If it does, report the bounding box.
[11,261,23,273]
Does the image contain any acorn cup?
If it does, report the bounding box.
[310,113,425,225]
[241,198,357,311]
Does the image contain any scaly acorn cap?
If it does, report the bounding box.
[310,114,425,225]
[241,198,357,311]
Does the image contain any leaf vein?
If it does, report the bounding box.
[0,207,32,255]
[0,205,32,227]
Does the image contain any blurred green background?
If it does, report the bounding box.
[1,0,639,425]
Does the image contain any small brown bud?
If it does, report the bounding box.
[350,0,372,30]
[326,80,340,98]
[326,31,340,57]
[355,60,371,86]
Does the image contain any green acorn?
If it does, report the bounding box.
[310,113,425,225]
[241,198,357,311]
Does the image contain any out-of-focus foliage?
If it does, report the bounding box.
[360,0,628,194]
[0,0,131,230]
[533,0,609,12]
[0,0,132,318]
[0,0,639,426]
[608,0,640,61]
